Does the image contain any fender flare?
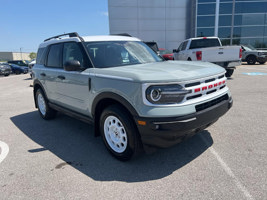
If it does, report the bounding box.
[91,92,139,118]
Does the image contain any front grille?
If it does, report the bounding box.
[195,94,229,112]
[185,82,200,87]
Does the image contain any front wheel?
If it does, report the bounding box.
[36,89,57,120]
[100,105,141,161]
[259,61,266,65]
[225,69,234,77]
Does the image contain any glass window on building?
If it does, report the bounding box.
[234,26,265,38]
[235,38,266,48]
[197,28,215,37]
[198,0,216,3]
[235,13,266,26]
[235,2,267,14]
[197,16,215,27]
[219,15,232,26]
[221,39,231,46]
[197,3,216,15]
[218,27,231,38]
[219,2,233,15]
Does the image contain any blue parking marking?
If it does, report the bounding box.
[242,72,267,76]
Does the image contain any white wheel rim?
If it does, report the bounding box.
[37,93,46,116]
[104,116,127,153]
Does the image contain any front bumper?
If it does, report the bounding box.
[257,56,267,63]
[135,94,233,148]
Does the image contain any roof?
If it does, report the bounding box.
[39,35,141,48]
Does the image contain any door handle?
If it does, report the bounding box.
[40,73,46,77]
[57,75,65,80]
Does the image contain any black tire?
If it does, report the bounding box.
[225,69,234,78]
[4,74,9,76]
[246,56,256,65]
[187,58,192,61]
[35,89,57,120]
[15,70,21,75]
[259,61,266,65]
[100,105,141,161]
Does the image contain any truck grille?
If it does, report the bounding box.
[183,73,227,102]
[195,94,229,112]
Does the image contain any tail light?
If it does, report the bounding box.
[239,48,242,58]
[196,51,202,60]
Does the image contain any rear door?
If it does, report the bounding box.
[40,43,63,102]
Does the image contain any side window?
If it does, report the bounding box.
[46,43,62,68]
[36,48,45,65]
[177,43,183,51]
[63,42,87,68]
[181,41,188,51]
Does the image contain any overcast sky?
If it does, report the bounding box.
[0,0,109,53]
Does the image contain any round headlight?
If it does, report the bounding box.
[150,89,161,102]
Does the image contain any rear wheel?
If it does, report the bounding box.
[100,105,141,161]
[246,56,256,65]
[36,89,57,120]
[259,61,266,65]
[225,69,234,77]
[15,70,21,75]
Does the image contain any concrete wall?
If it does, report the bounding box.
[108,0,192,51]
[0,52,31,61]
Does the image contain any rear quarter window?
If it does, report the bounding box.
[36,48,45,65]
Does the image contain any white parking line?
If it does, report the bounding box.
[200,135,254,200]
[241,67,267,71]
[0,141,9,164]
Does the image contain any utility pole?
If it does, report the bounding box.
[20,47,23,60]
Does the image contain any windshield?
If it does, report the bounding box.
[85,41,163,68]
[243,45,256,51]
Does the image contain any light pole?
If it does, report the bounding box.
[20,47,23,60]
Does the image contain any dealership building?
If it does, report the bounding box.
[108,0,267,50]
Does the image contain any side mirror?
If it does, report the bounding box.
[63,60,81,71]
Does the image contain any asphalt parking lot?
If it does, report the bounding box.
[0,64,266,200]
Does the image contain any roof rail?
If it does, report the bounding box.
[44,32,81,42]
[111,33,132,37]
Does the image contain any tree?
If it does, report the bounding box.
[29,52,37,60]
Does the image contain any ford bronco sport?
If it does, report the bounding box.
[33,32,233,160]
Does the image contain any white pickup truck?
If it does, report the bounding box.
[173,37,242,77]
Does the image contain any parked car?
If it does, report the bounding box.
[173,37,242,77]
[159,48,174,60]
[0,63,12,76]
[144,41,160,54]
[33,32,233,161]
[8,60,29,67]
[241,45,267,65]
[28,59,36,78]
[9,64,28,74]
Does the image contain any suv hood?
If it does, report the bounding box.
[91,61,226,83]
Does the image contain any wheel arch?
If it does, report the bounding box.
[92,92,139,137]
[33,80,48,108]
[246,54,256,60]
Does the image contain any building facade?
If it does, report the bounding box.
[109,0,267,49]
[0,52,31,61]
[196,0,267,48]
[108,0,192,50]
